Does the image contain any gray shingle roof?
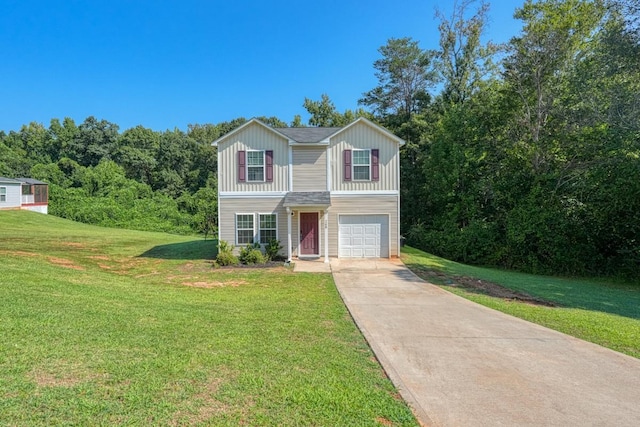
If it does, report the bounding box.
[275,127,341,143]
[16,178,47,185]
[0,177,21,184]
[284,191,331,207]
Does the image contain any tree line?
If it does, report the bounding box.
[1,0,638,278]
[366,0,639,278]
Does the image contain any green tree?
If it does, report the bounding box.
[359,37,437,120]
[116,125,160,185]
[50,117,78,162]
[66,116,120,167]
[303,94,368,127]
[435,0,499,106]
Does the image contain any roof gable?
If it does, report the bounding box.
[211,118,289,146]
[328,117,405,146]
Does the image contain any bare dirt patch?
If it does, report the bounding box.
[88,255,110,261]
[169,377,231,426]
[411,267,557,307]
[181,280,247,288]
[376,417,394,426]
[29,361,106,388]
[47,256,85,271]
[178,261,216,273]
[60,242,87,248]
[0,250,38,257]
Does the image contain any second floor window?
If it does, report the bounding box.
[238,150,273,183]
[352,149,371,180]
[247,151,264,182]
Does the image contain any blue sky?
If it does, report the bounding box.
[0,0,523,133]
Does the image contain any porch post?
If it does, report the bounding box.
[286,207,292,262]
[324,208,329,263]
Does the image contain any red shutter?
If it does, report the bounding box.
[238,150,246,182]
[372,149,379,181]
[265,150,273,182]
[344,149,352,181]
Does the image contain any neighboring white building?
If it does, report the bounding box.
[0,177,23,209]
[0,177,49,214]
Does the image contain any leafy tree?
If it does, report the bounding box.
[503,0,605,170]
[303,94,368,127]
[66,116,120,167]
[256,116,288,128]
[116,125,160,185]
[49,117,78,162]
[435,0,499,106]
[359,37,437,120]
[0,138,31,177]
[290,115,305,127]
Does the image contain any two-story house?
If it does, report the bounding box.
[213,117,404,263]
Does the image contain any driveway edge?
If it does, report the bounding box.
[332,274,435,427]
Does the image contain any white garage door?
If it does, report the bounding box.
[339,215,389,258]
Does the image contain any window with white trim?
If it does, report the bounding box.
[236,214,254,244]
[352,149,371,180]
[0,187,6,202]
[259,213,277,244]
[247,151,265,182]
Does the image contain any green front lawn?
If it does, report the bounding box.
[402,246,640,359]
[0,211,416,426]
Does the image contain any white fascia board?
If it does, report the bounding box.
[211,118,289,146]
[331,190,399,196]
[219,191,287,198]
[327,117,405,146]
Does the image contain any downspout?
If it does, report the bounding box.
[286,206,292,262]
[324,207,329,263]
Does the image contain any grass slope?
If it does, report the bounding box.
[402,246,640,359]
[0,211,416,426]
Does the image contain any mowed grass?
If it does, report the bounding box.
[0,211,417,426]
[402,246,640,359]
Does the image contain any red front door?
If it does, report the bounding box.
[300,212,319,255]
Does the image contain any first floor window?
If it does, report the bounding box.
[0,187,6,202]
[352,149,371,180]
[247,151,265,181]
[236,214,254,244]
[259,214,277,244]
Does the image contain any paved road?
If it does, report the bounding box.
[330,258,640,426]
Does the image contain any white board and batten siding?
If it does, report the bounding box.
[217,124,288,193]
[292,147,327,192]
[329,124,399,192]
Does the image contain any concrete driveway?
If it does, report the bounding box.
[330,258,640,426]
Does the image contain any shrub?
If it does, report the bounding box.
[216,240,238,266]
[265,239,283,261]
[239,242,266,265]
[216,251,239,266]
